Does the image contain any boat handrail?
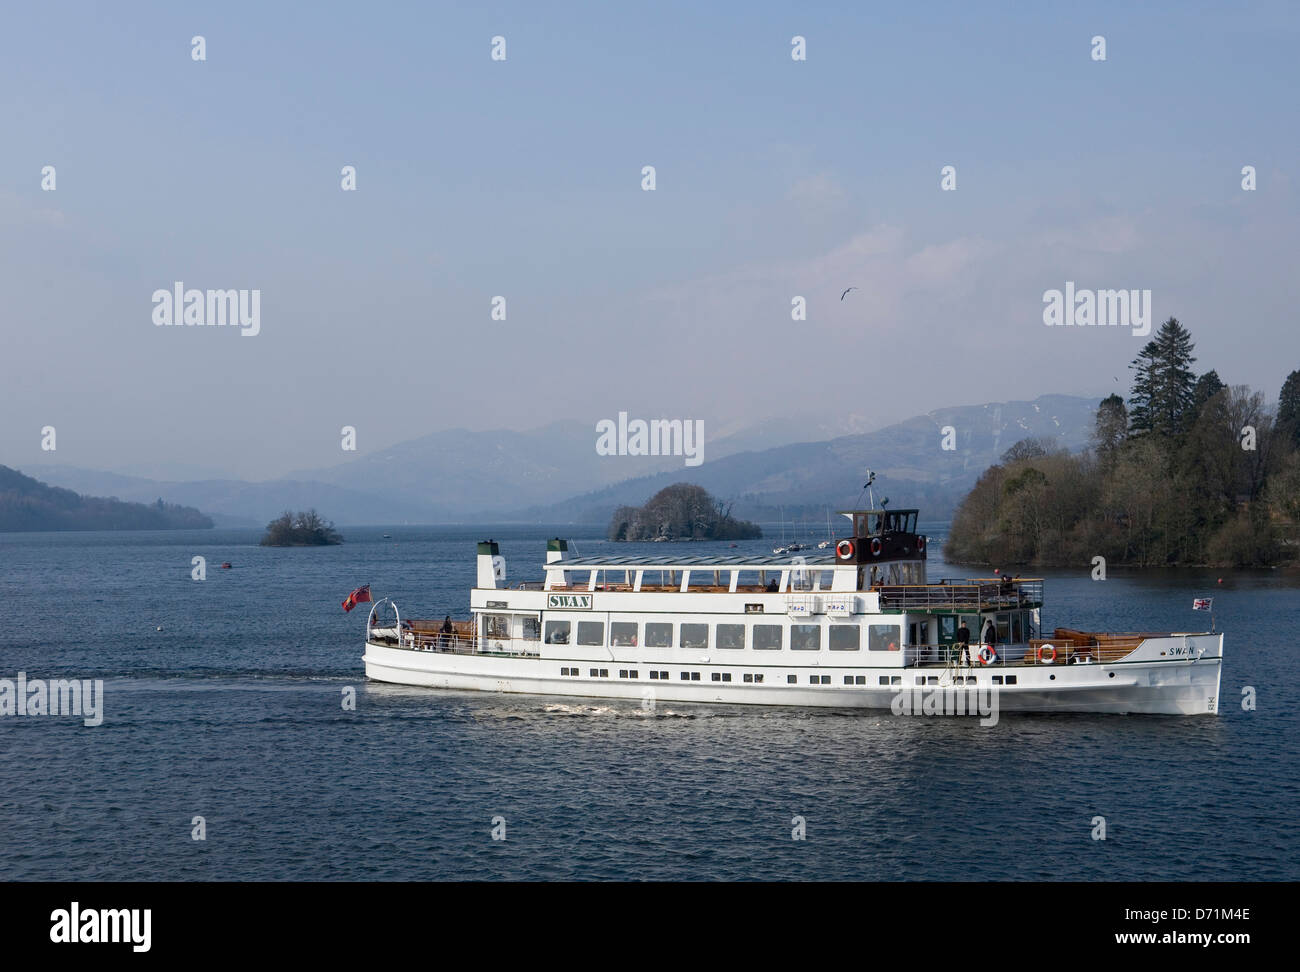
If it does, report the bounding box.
[904,639,1143,667]
[383,628,543,657]
[874,580,1044,611]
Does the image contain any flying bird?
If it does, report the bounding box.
[840,287,858,301]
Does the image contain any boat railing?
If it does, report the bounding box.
[367,619,542,657]
[907,637,1143,668]
[874,579,1044,611]
[406,628,542,657]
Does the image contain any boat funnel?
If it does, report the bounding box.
[546,538,568,564]
[477,540,501,589]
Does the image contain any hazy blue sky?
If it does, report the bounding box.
[3,1,1297,480]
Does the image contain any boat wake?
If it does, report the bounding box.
[541,702,695,719]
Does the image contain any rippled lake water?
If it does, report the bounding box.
[1,524,1296,880]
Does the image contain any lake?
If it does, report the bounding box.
[1,523,1296,880]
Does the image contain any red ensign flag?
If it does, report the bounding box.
[342,585,372,612]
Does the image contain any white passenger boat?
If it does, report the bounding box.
[362,508,1223,715]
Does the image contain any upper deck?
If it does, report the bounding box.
[496,552,1042,610]
[470,514,1040,612]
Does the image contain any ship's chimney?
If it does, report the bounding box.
[477,540,500,589]
[546,538,568,564]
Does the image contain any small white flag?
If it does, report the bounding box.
[1192,597,1213,611]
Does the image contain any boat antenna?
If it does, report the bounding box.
[853,470,871,510]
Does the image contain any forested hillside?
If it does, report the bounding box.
[946,319,1299,567]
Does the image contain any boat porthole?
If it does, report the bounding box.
[1109,672,1115,678]
[1049,674,1055,680]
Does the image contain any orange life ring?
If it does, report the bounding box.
[1037,644,1057,664]
[870,537,883,556]
[978,645,997,665]
[836,539,855,559]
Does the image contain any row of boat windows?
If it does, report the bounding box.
[554,668,1018,686]
[554,569,839,591]
[558,668,757,682]
[539,619,900,651]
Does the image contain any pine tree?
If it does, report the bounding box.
[1129,317,1197,436]
[1278,369,1300,448]
[1192,369,1225,409]
[1093,394,1129,464]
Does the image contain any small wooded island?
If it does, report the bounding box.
[260,509,343,546]
[608,483,761,541]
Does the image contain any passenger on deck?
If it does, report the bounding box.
[983,619,998,658]
[1000,573,1014,595]
[765,578,779,592]
[955,621,972,667]
[440,615,454,649]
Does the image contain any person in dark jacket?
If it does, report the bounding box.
[982,619,998,661]
[439,615,454,649]
[955,620,972,667]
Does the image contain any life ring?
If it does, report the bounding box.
[1037,644,1057,665]
[978,645,997,665]
[870,537,883,557]
[836,539,855,560]
[916,536,925,552]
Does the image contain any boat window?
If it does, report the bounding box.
[610,622,638,647]
[752,625,784,650]
[868,624,900,651]
[997,615,1011,644]
[717,624,744,650]
[521,617,540,641]
[645,622,673,648]
[939,616,957,642]
[829,624,861,651]
[791,624,821,651]
[485,614,510,639]
[544,620,570,645]
[577,621,604,646]
[1011,613,1023,643]
[680,624,709,650]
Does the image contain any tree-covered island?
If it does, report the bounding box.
[608,483,762,541]
[260,509,343,546]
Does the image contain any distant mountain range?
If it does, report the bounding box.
[18,394,1099,526]
[520,394,1099,524]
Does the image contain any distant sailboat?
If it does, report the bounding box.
[773,505,789,555]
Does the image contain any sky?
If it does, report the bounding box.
[2,1,1297,481]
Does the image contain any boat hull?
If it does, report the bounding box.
[363,640,1222,715]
